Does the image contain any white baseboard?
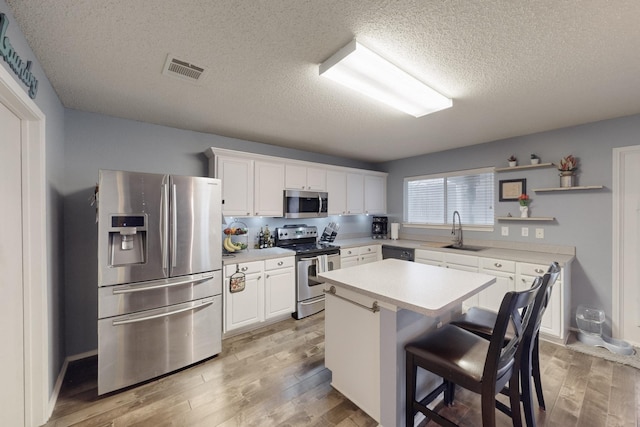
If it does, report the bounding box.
[47,349,98,418]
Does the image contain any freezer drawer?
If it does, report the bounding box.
[99,271,221,319]
[98,295,222,395]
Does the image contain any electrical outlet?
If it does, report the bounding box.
[501,226,509,236]
[521,227,529,237]
[536,228,544,239]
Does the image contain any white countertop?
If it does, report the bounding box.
[333,237,575,267]
[319,258,496,317]
[222,247,294,265]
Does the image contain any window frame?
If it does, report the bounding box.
[403,167,495,231]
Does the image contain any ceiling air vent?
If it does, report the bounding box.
[162,54,208,84]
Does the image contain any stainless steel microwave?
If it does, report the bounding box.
[283,190,328,218]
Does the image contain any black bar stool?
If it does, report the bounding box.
[450,262,560,427]
[405,277,544,427]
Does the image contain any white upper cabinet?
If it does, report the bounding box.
[346,173,364,215]
[326,170,347,215]
[206,148,386,218]
[285,164,326,191]
[364,174,386,214]
[254,161,284,217]
[215,155,254,217]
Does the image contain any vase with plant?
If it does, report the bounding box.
[558,155,578,187]
[508,155,517,167]
[518,193,530,217]
[530,154,540,165]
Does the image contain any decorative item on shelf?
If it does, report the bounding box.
[530,154,540,165]
[518,193,530,218]
[508,154,517,167]
[558,155,578,188]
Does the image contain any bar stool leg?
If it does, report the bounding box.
[406,352,417,427]
[532,336,546,410]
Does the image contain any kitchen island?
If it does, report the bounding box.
[319,259,496,427]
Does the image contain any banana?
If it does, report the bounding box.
[223,236,236,252]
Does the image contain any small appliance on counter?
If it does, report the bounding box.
[372,216,388,239]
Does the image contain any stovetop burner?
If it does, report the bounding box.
[275,225,340,256]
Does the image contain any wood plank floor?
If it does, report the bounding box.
[45,313,639,427]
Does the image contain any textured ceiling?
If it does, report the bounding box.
[6,0,640,162]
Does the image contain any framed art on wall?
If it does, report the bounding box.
[499,178,526,201]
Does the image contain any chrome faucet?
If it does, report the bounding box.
[451,210,463,248]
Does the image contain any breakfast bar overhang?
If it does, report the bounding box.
[319,258,496,427]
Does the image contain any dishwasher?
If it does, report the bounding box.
[381,245,415,262]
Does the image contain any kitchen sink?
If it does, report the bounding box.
[443,244,486,252]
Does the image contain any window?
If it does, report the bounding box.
[404,167,494,228]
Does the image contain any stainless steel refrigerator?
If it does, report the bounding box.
[97,169,222,395]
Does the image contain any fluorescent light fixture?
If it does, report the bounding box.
[319,39,452,117]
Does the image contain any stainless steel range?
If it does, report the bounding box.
[275,225,341,319]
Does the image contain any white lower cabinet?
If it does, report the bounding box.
[479,258,516,313]
[517,262,567,341]
[264,257,295,319]
[224,256,295,333]
[414,250,569,342]
[340,245,381,268]
[224,261,264,332]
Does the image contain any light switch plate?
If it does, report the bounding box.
[501,226,509,236]
[536,228,544,239]
[521,227,529,237]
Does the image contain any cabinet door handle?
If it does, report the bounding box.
[277,261,283,266]
[266,274,269,279]
[241,266,248,272]
[535,268,544,274]
[509,276,513,280]
[494,262,502,268]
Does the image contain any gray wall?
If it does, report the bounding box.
[0,1,66,399]
[64,109,376,355]
[380,114,640,328]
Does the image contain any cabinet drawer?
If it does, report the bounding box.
[358,245,379,255]
[265,256,295,271]
[445,253,478,267]
[341,248,358,257]
[481,258,516,273]
[415,249,444,262]
[225,261,263,277]
[518,262,553,278]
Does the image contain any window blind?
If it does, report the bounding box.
[405,168,494,226]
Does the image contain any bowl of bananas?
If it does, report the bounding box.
[223,222,249,253]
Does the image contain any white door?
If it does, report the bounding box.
[0,100,25,426]
[614,146,640,345]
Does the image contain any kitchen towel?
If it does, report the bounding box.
[316,254,328,274]
[390,223,399,240]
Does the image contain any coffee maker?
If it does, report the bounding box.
[371,216,388,239]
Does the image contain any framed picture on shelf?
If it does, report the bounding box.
[499,178,526,201]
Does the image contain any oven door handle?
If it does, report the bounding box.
[112,299,214,326]
[299,257,318,262]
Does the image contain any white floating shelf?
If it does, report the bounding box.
[496,216,555,221]
[533,185,604,192]
[495,162,555,172]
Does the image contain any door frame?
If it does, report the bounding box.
[612,145,640,342]
[0,65,48,425]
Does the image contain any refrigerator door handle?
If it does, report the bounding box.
[111,272,215,295]
[171,183,178,268]
[161,182,170,270]
[112,298,214,326]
